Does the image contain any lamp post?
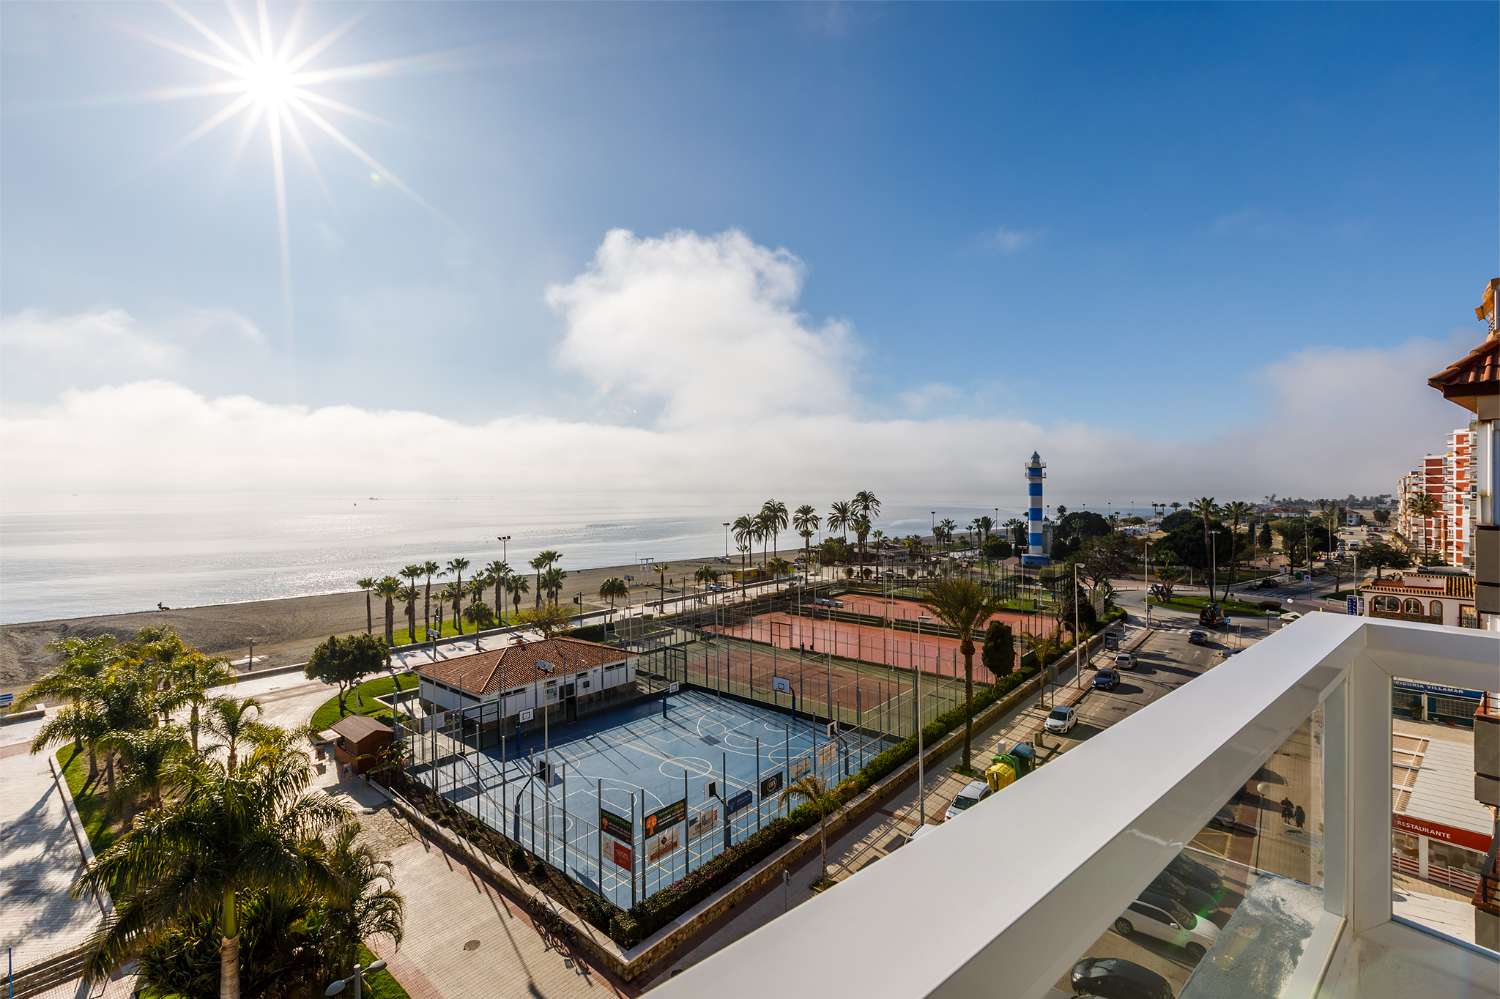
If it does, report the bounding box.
[496,535,511,567]
[1142,538,1152,630]
[914,613,928,828]
[326,960,387,999]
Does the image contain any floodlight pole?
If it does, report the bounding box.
[914,614,925,828]
[1073,562,1082,689]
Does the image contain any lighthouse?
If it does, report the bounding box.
[1022,451,1050,567]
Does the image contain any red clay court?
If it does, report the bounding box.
[831,593,1058,639]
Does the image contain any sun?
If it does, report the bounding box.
[240,55,297,109]
[117,1,449,339]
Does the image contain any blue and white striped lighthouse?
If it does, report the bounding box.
[1022,451,1050,567]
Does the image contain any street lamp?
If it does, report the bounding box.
[496,535,511,567]
[326,960,387,999]
[722,521,731,560]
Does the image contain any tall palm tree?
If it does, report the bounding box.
[174,652,237,753]
[852,490,881,564]
[779,775,833,879]
[444,556,470,619]
[767,557,792,579]
[400,585,419,643]
[485,560,510,625]
[441,581,465,635]
[732,515,757,574]
[111,724,189,811]
[356,578,376,635]
[399,565,423,615]
[598,577,628,625]
[505,574,530,621]
[316,823,405,976]
[827,501,852,542]
[539,566,567,606]
[652,563,671,611]
[33,699,108,784]
[374,577,401,646]
[1223,501,1253,598]
[19,635,121,780]
[204,696,263,774]
[793,504,821,566]
[420,561,441,635]
[922,577,1008,771]
[530,551,560,609]
[1191,496,1218,578]
[74,746,350,998]
[759,499,789,565]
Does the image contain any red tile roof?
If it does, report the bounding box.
[1428,336,1499,412]
[417,636,631,696]
[1361,573,1476,600]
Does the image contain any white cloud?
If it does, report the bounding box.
[1,307,180,367]
[0,231,1476,509]
[987,225,1038,254]
[546,228,856,427]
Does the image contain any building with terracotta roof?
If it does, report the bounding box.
[1362,571,1479,628]
[416,635,638,725]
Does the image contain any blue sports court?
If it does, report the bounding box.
[420,687,891,907]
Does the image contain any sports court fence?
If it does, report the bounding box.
[401,681,893,910]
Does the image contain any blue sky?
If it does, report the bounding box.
[1,2,1495,505]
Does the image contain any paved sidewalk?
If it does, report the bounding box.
[0,750,107,980]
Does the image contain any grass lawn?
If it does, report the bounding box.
[55,745,125,856]
[310,673,419,733]
[1148,593,1276,617]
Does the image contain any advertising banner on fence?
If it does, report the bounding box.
[611,840,633,869]
[687,804,719,840]
[599,807,633,843]
[644,798,687,864]
[759,771,783,798]
[727,788,754,815]
[816,740,837,769]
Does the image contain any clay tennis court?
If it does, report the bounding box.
[827,593,1059,639]
[674,633,969,737]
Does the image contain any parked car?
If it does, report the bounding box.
[1208,804,1251,834]
[943,779,993,821]
[1148,870,1217,920]
[1280,611,1302,622]
[1071,957,1175,999]
[1044,704,1078,734]
[1165,853,1225,898]
[1093,667,1120,691]
[1113,652,1135,670]
[1188,630,1208,646]
[1114,894,1220,960]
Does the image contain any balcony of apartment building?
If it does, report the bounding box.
[653,615,1498,999]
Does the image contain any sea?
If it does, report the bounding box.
[0,494,1043,624]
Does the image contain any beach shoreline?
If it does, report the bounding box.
[0,549,807,691]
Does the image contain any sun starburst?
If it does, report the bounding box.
[117,1,452,341]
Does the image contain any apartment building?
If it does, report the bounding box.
[1395,430,1474,568]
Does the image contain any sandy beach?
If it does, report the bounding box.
[0,548,809,692]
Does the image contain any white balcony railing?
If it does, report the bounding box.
[649,615,1499,999]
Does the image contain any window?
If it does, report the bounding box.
[1428,600,1442,619]
[1428,840,1486,878]
[1459,605,1478,628]
[1402,598,1423,616]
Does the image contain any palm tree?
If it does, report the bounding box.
[530,550,560,609]
[767,556,792,579]
[778,775,834,879]
[374,577,401,646]
[732,515,757,574]
[74,745,350,998]
[652,563,671,611]
[598,577,628,625]
[852,490,881,523]
[693,564,719,603]
[316,823,405,976]
[441,581,464,635]
[420,561,441,635]
[485,560,510,625]
[400,585,419,643]
[505,574,530,621]
[793,504,821,566]
[828,502,852,550]
[204,696,263,774]
[922,577,1008,771]
[174,652,237,753]
[111,724,189,811]
[759,499,789,565]
[466,575,490,618]
[1407,492,1439,559]
[399,564,423,613]
[1223,501,1253,598]
[33,699,108,784]
[1191,497,1218,583]
[973,515,994,549]
[356,578,376,635]
[444,556,470,619]
[19,635,121,780]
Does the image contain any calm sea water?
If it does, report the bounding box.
[0,495,1030,624]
